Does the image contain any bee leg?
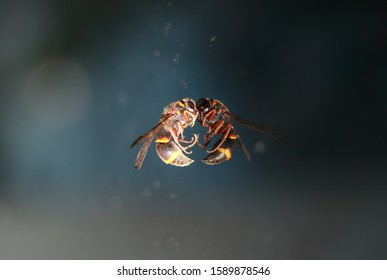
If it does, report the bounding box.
[201,109,217,142]
[202,109,217,125]
[197,138,210,150]
[204,120,224,143]
[179,134,196,144]
[176,122,185,140]
[202,137,237,165]
[170,129,196,155]
[179,134,198,150]
[206,124,231,153]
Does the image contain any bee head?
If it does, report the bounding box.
[179,98,198,127]
[196,97,212,123]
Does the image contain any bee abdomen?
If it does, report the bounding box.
[202,149,229,165]
[156,142,194,167]
[202,138,236,165]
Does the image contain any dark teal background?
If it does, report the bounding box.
[0,0,386,259]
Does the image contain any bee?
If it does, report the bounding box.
[131,98,198,169]
[196,98,281,165]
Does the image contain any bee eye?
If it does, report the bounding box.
[197,98,210,110]
[197,98,205,107]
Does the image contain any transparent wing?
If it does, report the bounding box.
[236,134,251,162]
[134,135,154,169]
[131,114,173,169]
[231,114,282,141]
[130,114,173,148]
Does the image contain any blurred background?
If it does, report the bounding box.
[0,0,386,259]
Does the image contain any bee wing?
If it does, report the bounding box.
[130,114,173,148]
[236,134,251,162]
[131,114,174,170]
[134,135,154,169]
[231,114,282,141]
